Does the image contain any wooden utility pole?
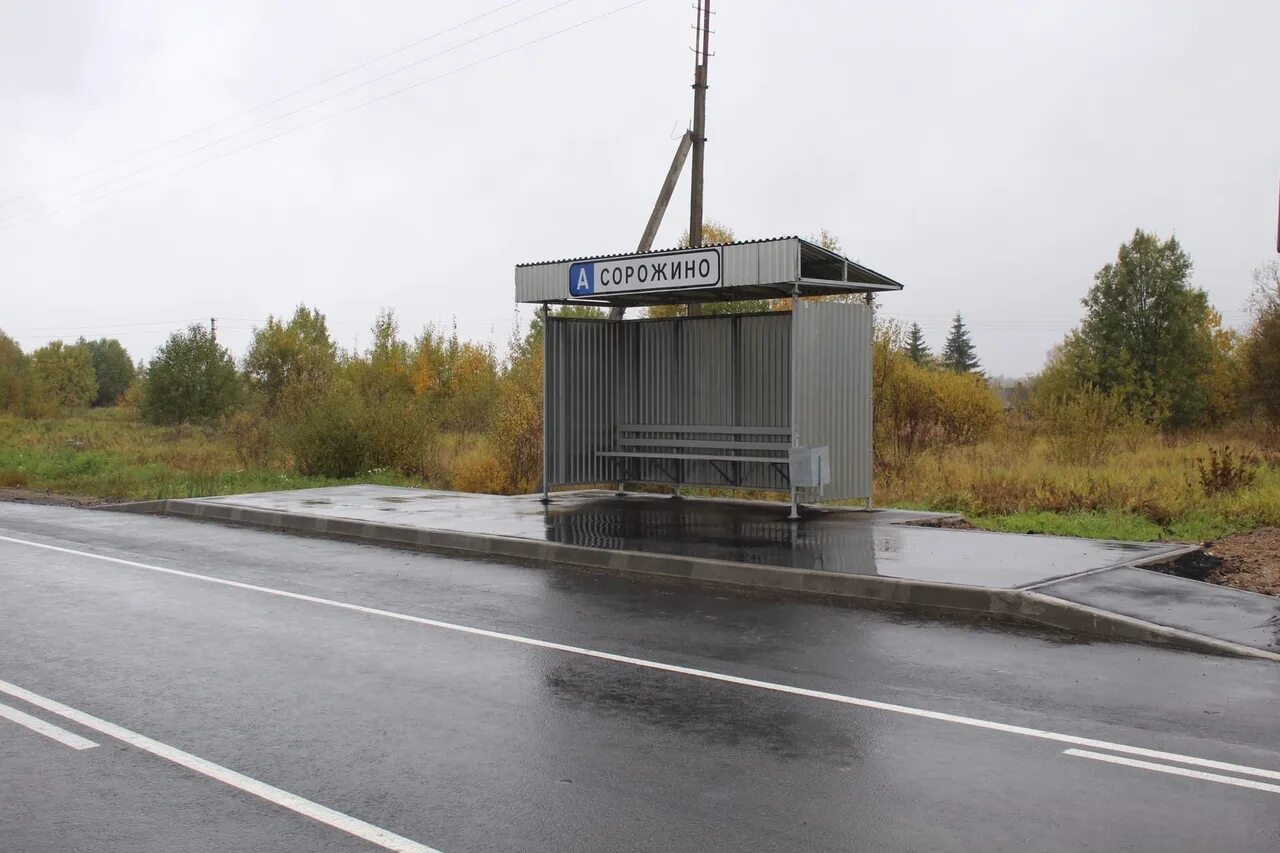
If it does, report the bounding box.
[611,131,694,319]
[686,0,711,317]
[613,3,713,321]
[640,132,694,254]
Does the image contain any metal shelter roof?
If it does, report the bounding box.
[514,236,905,307]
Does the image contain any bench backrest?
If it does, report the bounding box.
[619,424,790,437]
[617,424,791,452]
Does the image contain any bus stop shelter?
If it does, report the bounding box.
[514,236,904,517]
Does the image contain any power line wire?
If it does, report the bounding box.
[0,0,580,224]
[0,0,531,210]
[0,0,650,232]
[2,319,195,333]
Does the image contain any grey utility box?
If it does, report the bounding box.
[789,445,831,491]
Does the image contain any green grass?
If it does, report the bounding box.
[968,511,1168,541]
[0,409,422,501]
[3,408,1277,544]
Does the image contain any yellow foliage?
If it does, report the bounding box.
[409,341,438,397]
[1030,385,1142,466]
[874,339,1003,462]
[451,443,506,493]
[874,429,1280,535]
[492,383,543,494]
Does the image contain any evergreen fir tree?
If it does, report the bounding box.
[905,322,931,365]
[941,313,981,373]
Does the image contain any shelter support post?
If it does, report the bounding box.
[866,292,875,511]
[788,285,800,520]
[540,303,550,505]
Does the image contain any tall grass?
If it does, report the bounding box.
[0,409,422,500]
[876,430,1280,541]
[2,408,1276,543]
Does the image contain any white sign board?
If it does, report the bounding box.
[568,248,721,298]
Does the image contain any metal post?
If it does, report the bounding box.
[865,292,874,511]
[540,303,551,504]
[788,285,800,520]
[686,0,711,318]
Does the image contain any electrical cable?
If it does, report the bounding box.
[0,0,582,225]
[0,0,648,231]
[0,0,531,210]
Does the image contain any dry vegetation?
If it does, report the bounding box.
[876,427,1280,542]
[2,403,1277,550]
[2,247,1277,562]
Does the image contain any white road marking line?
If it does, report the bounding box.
[0,680,441,853]
[1064,749,1280,795]
[3,532,1279,786]
[0,699,98,750]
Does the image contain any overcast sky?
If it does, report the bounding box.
[3,0,1277,377]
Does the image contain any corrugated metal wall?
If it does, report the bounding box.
[546,301,872,503]
[545,313,792,490]
[793,300,874,502]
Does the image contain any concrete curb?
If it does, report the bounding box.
[114,498,1280,663]
[100,500,168,515]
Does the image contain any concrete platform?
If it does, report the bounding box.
[179,485,1174,588]
[109,485,1278,661]
[1039,567,1280,655]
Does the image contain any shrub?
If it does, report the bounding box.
[141,326,240,424]
[282,381,369,477]
[224,409,276,468]
[874,345,1003,461]
[281,380,439,480]
[491,383,542,493]
[118,381,143,412]
[1196,446,1260,496]
[0,331,29,414]
[243,306,337,412]
[364,394,440,480]
[1243,262,1280,425]
[30,341,96,412]
[0,469,30,488]
[451,445,505,493]
[932,369,1004,445]
[1031,385,1134,466]
[78,338,135,407]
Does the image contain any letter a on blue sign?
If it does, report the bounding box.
[569,262,595,297]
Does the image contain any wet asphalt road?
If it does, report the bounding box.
[1,503,1277,853]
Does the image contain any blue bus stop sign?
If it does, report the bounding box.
[569,262,595,297]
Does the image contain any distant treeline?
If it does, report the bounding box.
[2,230,1277,495]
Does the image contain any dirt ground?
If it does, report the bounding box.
[1203,528,1280,596]
[907,515,978,530]
[0,487,118,508]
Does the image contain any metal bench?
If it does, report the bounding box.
[598,424,793,488]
